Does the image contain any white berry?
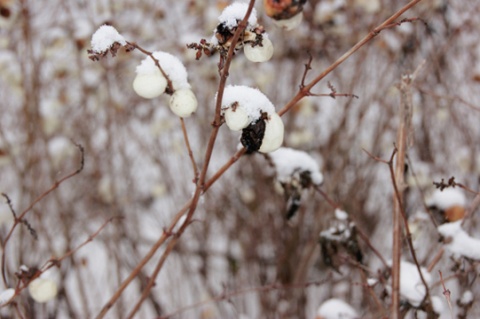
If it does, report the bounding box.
[169,89,198,117]
[259,112,284,153]
[28,278,58,303]
[224,106,250,131]
[133,72,167,99]
[244,37,274,63]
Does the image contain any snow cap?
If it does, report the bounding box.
[426,188,466,210]
[218,2,258,29]
[315,298,358,319]
[90,25,126,53]
[269,147,323,185]
[136,51,190,90]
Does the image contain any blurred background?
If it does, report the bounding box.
[0,0,479,318]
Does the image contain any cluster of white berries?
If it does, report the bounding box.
[132,51,198,118]
[213,2,274,63]
[220,85,284,153]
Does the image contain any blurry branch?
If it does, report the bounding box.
[158,279,328,319]
[96,2,257,318]
[438,271,454,319]
[390,71,415,318]
[40,216,120,270]
[278,0,424,116]
[179,117,199,182]
[427,248,444,272]
[1,216,117,309]
[406,155,438,227]
[415,87,480,112]
[0,142,84,287]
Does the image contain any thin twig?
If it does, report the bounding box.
[438,270,454,319]
[278,0,424,116]
[179,117,199,183]
[159,279,328,319]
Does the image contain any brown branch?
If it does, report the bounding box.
[278,0,425,116]
[41,217,120,270]
[438,270,454,318]
[179,117,199,183]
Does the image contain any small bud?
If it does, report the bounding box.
[244,37,274,62]
[133,72,167,99]
[259,112,284,153]
[169,89,198,117]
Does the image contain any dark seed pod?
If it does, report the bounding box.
[240,112,268,153]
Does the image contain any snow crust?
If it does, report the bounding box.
[135,51,190,90]
[217,2,258,29]
[316,298,358,319]
[90,25,126,53]
[269,147,323,185]
[437,221,480,260]
[426,188,466,210]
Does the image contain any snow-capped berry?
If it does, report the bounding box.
[272,12,303,30]
[135,51,190,91]
[90,25,126,54]
[220,85,275,123]
[224,106,250,131]
[244,37,274,62]
[169,89,198,118]
[133,72,167,99]
[28,278,58,303]
[259,112,284,153]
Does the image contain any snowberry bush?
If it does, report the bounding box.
[1,0,480,318]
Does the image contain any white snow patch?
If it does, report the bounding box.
[217,2,257,29]
[335,209,348,220]
[90,25,126,53]
[0,288,15,306]
[437,221,480,260]
[269,147,323,185]
[367,278,377,286]
[135,51,190,90]
[426,188,466,210]
[316,298,358,319]
[460,290,473,304]
[398,260,431,307]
